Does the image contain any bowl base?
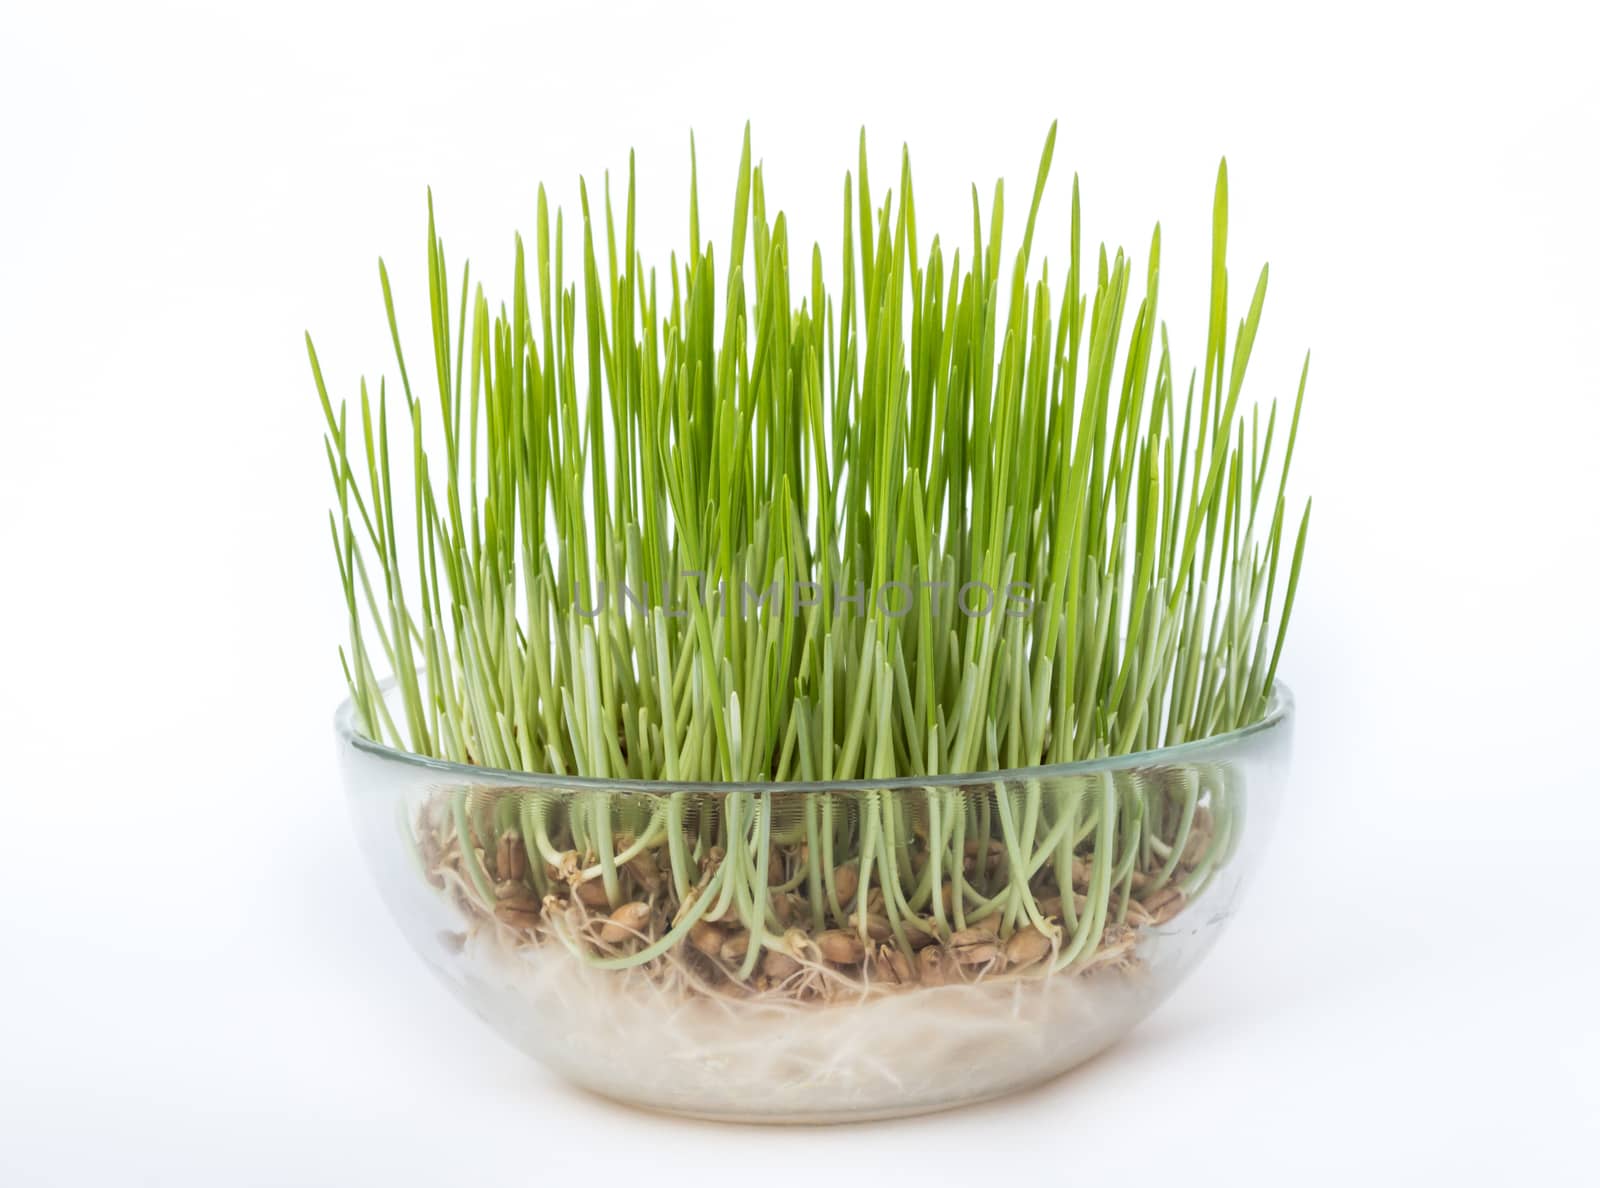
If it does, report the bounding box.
[601,1052,1114,1125]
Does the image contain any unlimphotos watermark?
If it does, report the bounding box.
[570,573,1036,621]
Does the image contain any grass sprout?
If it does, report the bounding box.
[314,124,1310,991]
[313,124,1308,784]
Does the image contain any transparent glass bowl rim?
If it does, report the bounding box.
[335,679,1293,795]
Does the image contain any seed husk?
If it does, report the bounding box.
[872,945,915,985]
[719,930,750,962]
[1144,886,1186,924]
[782,927,819,962]
[832,864,859,903]
[1082,922,1139,971]
[599,901,652,944]
[574,878,611,907]
[762,949,801,979]
[969,912,1002,937]
[496,829,528,882]
[1181,818,1213,865]
[494,896,542,930]
[917,944,952,987]
[1004,925,1052,967]
[817,930,866,964]
[495,908,541,931]
[688,920,725,957]
[901,916,938,948]
[849,912,893,942]
[1143,885,1180,910]
[949,928,1002,965]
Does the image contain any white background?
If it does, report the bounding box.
[3,1,1597,1183]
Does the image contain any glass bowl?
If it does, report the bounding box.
[337,683,1293,1123]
